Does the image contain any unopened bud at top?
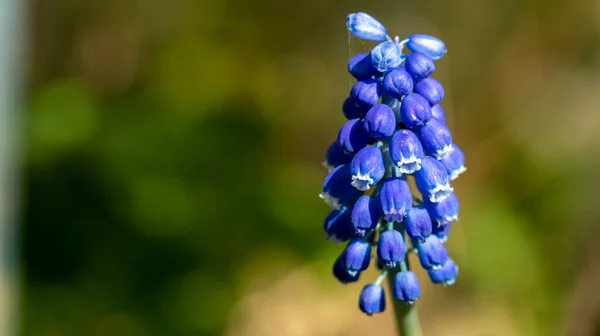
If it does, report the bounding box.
[346,12,388,42]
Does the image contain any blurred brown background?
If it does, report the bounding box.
[20,0,600,335]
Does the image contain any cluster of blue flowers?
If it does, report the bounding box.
[320,13,465,316]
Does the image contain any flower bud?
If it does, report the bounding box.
[399,93,432,130]
[377,229,406,268]
[333,252,360,284]
[425,192,459,225]
[439,146,466,180]
[414,77,444,106]
[346,12,388,42]
[378,177,412,222]
[431,104,446,124]
[419,119,453,159]
[342,97,366,120]
[351,195,381,236]
[394,271,421,304]
[382,69,413,99]
[389,129,424,174]
[320,164,363,209]
[350,146,385,191]
[417,235,448,270]
[404,206,433,243]
[405,52,435,82]
[428,258,458,285]
[432,223,451,243]
[407,34,447,60]
[344,238,372,276]
[323,140,353,170]
[324,207,354,243]
[338,118,369,154]
[371,41,403,73]
[348,53,377,80]
[359,284,386,315]
[414,157,453,203]
[363,104,396,140]
[350,79,382,110]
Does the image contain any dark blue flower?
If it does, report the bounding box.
[439,146,466,180]
[351,195,381,236]
[377,229,406,268]
[394,271,421,304]
[323,140,353,170]
[425,192,459,225]
[382,69,413,99]
[320,164,363,209]
[324,207,354,243]
[417,235,448,270]
[346,12,388,42]
[342,97,366,120]
[405,52,435,82]
[350,79,382,110]
[378,177,412,222]
[344,238,372,276]
[338,118,370,154]
[333,252,360,284]
[419,119,453,159]
[348,53,377,80]
[359,284,386,315]
[428,258,458,285]
[363,104,396,140]
[432,223,451,243]
[371,41,403,73]
[407,34,447,60]
[431,104,446,124]
[414,157,453,203]
[405,206,433,243]
[399,93,432,130]
[389,129,424,174]
[350,146,385,191]
[414,77,445,106]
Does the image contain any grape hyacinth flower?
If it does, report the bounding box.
[319,12,467,331]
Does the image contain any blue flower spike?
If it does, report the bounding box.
[371,41,403,73]
[414,157,453,203]
[377,229,406,268]
[351,195,381,236]
[378,177,412,222]
[407,34,447,60]
[350,146,385,191]
[320,12,465,315]
[363,104,396,140]
[359,284,386,315]
[389,129,424,174]
[394,271,421,304]
[419,118,453,159]
[405,206,433,243]
[346,12,388,42]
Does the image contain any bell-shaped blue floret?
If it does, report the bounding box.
[320,164,363,209]
[324,207,354,243]
[414,77,444,106]
[378,177,412,222]
[348,53,377,80]
[351,195,381,236]
[425,192,459,225]
[350,79,382,110]
[432,223,451,243]
[439,146,466,180]
[350,146,385,191]
[394,271,421,304]
[405,52,435,82]
[389,129,424,174]
[407,34,447,60]
[377,229,406,268]
[417,235,448,270]
[344,238,372,276]
[399,93,432,130]
[338,118,370,154]
[363,104,396,140]
[346,12,388,42]
[414,157,453,203]
[428,258,458,285]
[431,104,446,124]
[359,284,386,315]
[382,69,413,99]
[404,206,433,243]
[323,140,353,170]
[419,119,453,159]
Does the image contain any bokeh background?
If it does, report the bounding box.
[16,0,600,335]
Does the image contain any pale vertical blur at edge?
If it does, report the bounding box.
[0,0,23,333]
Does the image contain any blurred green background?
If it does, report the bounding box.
[21,0,600,335]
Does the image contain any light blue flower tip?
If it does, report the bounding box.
[346,12,388,42]
[407,34,447,60]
